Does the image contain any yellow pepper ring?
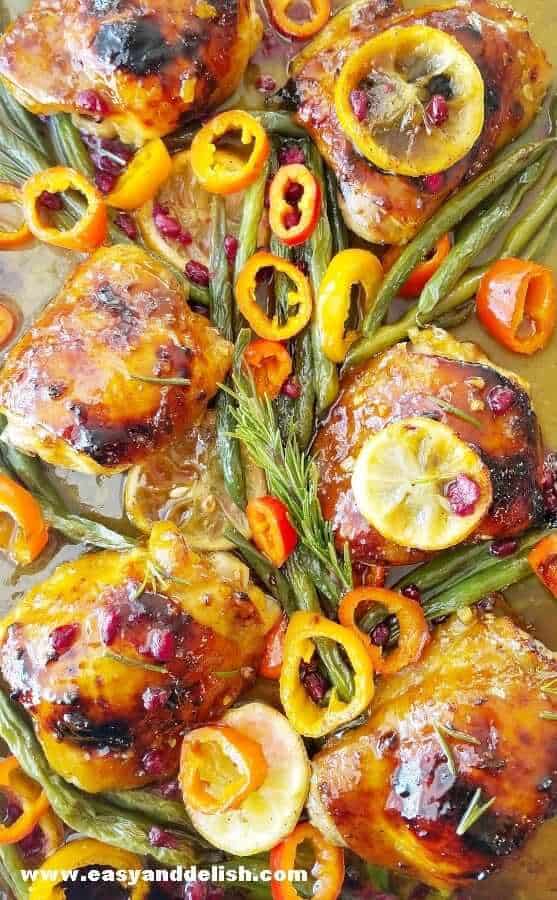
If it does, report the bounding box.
[335,25,485,177]
[235,250,313,341]
[190,110,270,195]
[317,249,383,363]
[106,138,173,211]
[279,611,375,738]
[0,183,33,249]
[22,166,107,252]
[29,838,150,900]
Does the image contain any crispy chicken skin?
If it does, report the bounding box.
[313,331,544,564]
[308,613,557,889]
[0,0,261,143]
[0,524,279,792]
[290,0,552,245]
[0,245,232,475]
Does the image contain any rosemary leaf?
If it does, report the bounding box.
[456,788,496,836]
[130,374,191,387]
[434,398,483,429]
[433,723,457,776]
[104,650,169,675]
[540,676,557,697]
[437,723,480,746]
[539,710,557,720]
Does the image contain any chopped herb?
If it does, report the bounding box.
[130,374,191,386]
[104,649,169,675]
[540,675,557,697]
[539,710,557,721]
[433,723,456,776]
[456,788,496,836]
[437,723,480,746]
[434,398,483,429]
[214,670,240,679]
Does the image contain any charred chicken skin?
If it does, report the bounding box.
[0,523,279,793]
[0,0,261,143]
[290,0,552,245]
[308,612,557,890]
[0,245,232,474]
[313,330,544,565]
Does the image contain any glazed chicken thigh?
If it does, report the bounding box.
[290,0,551,244]
[0,523,278,793]
[0,0,261,143]
[308,612,557,890]
[313,330,544,564]
[0,245,231,474]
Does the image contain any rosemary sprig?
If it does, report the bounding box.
[436,723,480,746]
[539,710,557,721]
[104,649,169,675]
[455,788,496,836]
[434,398,483,429]
[227,335,352,596]
[433,723,457,776]
[130,374,191,387]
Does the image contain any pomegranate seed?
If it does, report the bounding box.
[185,260,210,287]
[149,826,179,848]
[94,170,117,194]
[90,150,124,176]
[370,621,390,647]
[148,628,176,663]
[50,623,79,657]
[153,208,181,239]
[100,607,120,646]
[490,538,518,558]
[39,191,63,210]
[186,885,209,900]
[283,208,301,230]
[350,89,368,121]
[445,474,481,516]
[224,233,238,265]
[177,229,192,246]
[76,90,110,120]
[114,212,138,241]
[285,181,304,204]
[142,749,166,776]
[4,800,21,825]
[142,686,171,711]
[281,376,301,399]
[19,825,45,860]
[256,75,277,93]
[279,145,305,166]
[426,94,449,127]
[401,584,422,603]
[422,173,445,194]
[486,385,516,416]
[300,660,328,703]
[159,779,181,799]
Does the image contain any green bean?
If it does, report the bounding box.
[305,141,339,413]
[224,526,297,615]
[48,114,94,177]
[286,553,354,702]
[324,166,348,254]
[424,554,532,621]
[269,232,291,324]
[523,205,557,261]
[234,157,270,332]
[0,82,45,156]
[0,691,204,866]
[292,544,344,607]
[104,788,193,830]
[433,299,475,330]
[277,327,316,451]
[250,111,306,138]
[210,196,234,341]
[0,845,28,900]
[504,172,557,257]
[347,135,556,363]
[416,153,550,322]
[0,119,50,175]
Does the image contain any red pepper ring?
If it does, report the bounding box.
[269,164,321,247]
[246,495,298,568]
[268,0,331,40]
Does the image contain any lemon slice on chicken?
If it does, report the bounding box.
[352,417,492,552]
[182,702,310,855]
[335,25,485,177]
[136,149,243,271]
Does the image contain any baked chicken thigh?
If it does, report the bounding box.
[0,0,261,143]
[290,0,551,244]
[308,612,557,890]
[0,523,278,792]
[313,330,544,565]
[0,245,231,474]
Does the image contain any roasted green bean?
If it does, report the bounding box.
[48,114,94,178]
[0,845,28,900]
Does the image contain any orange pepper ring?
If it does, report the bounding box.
[270,822,344,900]
[190,111,270,195]
[269,0,331,40]
[260,613,289,680]
[392,234,452,298]
[244,339,293,400]
[22,166,107,252]
[0,756,51,845]
[236,250,312,341]
[477,258,557,354]
[269,164,321,248]
[339,586,429,676]
[0,472,49,565]
[246,496,298,568]
[528,534,557,598]
[180,724,268,814]
[0,183,32,249]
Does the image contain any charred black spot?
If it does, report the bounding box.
[277,78,300,111]
[55,711,132,749]
[93,18,175,76]
[47,382,66,400]
[462,811,526,858]
[428,74,453,100]
[70,419,155,466]
[94,283,138,327]
[485,84,501,116]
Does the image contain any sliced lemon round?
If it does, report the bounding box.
[136,149,243,270]
[335,25,485,177]
[183,702,310,855]
[124,412,263,551]
[351,417,492,552]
